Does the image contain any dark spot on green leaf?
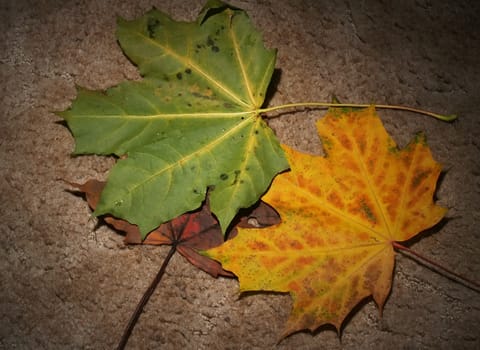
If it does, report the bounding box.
[185,68,192,74]
[232,170,241,185]
[255,130,259,134]
[220,173,228,181]
[147,18,160,38]
[192,92,214,100]
[205,35,220,52]
[207,36,214,47]
[176,72,182,80]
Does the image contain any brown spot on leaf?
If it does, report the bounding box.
[327,190,344,209]
[247,240,269,251]
[396,171,406,187]
[288,239,304,250]
[261,256,288,270]
[411,169,430,189]
[338,134,352,151]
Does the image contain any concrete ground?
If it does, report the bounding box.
[1,0,479,349]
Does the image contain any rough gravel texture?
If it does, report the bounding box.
[1,0,479,349]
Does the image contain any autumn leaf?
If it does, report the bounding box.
[205,106,447,336]
[67,179,280,277]
[58,1,288,238]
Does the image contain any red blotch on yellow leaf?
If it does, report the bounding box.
[205,106,447,337]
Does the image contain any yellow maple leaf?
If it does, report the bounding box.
[205,106,447,337]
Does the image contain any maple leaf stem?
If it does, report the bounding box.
[117,245,177,350]
[392,242,480,293]
[259,103,457,122]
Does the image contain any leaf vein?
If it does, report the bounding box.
[135,31,251,108]
[125,117,255,195]
[230,20,255,106]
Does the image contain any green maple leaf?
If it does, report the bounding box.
[59,1,289,238]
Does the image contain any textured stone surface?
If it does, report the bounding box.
[1,0,479,349]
